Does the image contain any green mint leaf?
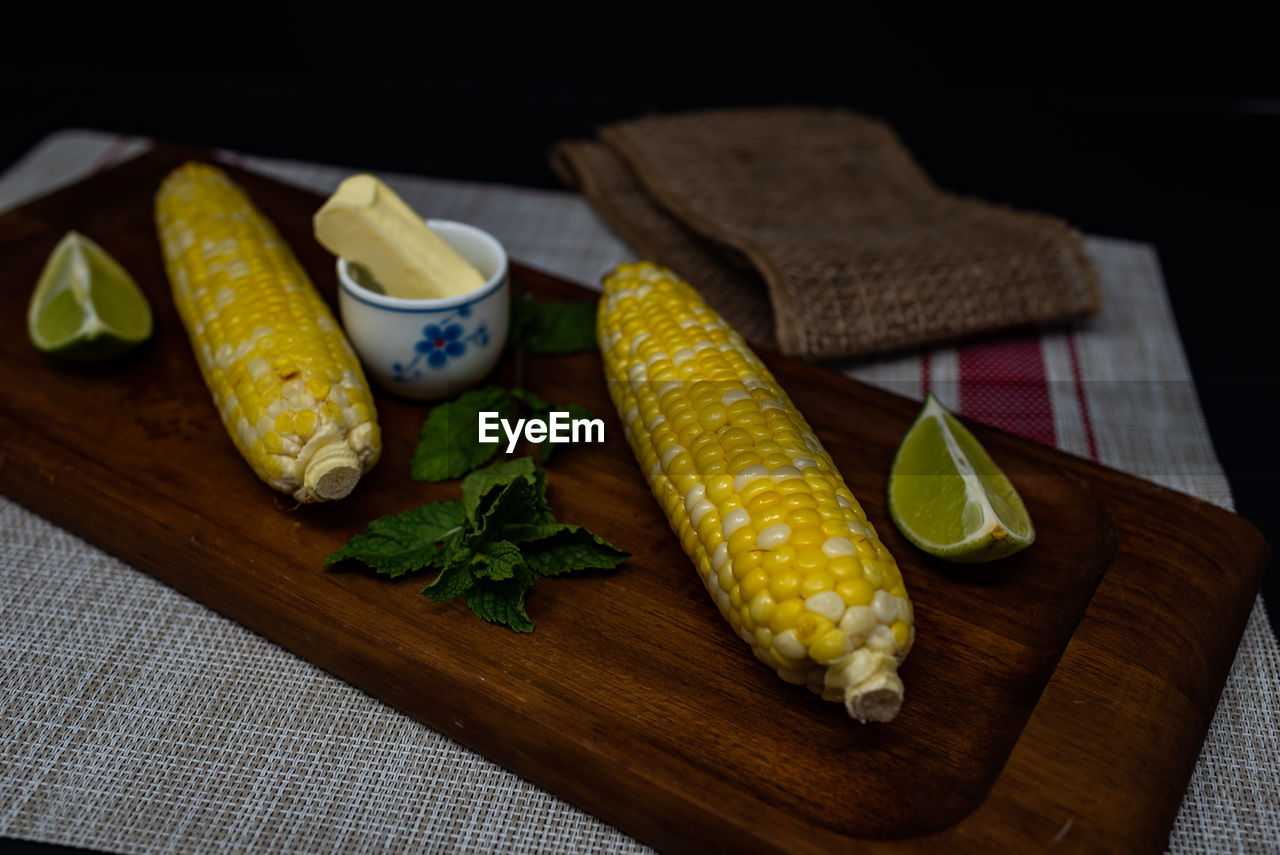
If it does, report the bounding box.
[324,501,466,577]
[480,477,555,538]
[526,300,597,354]
[464,566,536,633]
[423,548,480,602]
[507,295,597,355]
[521,525,630,578]
[461,455,547,524]
[501,521,568,544]
[411,386,512,482]
[471,540,524,581]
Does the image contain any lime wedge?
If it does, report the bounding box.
[887,394,1035,563]
[27,231,153,360]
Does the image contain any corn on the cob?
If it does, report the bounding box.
[598,262,914,722]
[155,162,380,503]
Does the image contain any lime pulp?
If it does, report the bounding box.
[27,231,152,360]
[887,394,1034,563]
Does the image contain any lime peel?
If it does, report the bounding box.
[888,394,1035,563]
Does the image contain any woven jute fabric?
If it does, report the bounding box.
[550,138,777,346]
[551,107,1102,359]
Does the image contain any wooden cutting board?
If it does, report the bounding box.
[0,144,1268,854]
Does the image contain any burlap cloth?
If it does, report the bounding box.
[551,106,1101,359]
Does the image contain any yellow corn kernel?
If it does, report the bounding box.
[262,431,284,454]
[767,570,802,601]
[837,577,876,607]
[747,590,775,625]
[801,570,837,598]
[751,506,788,531]
[730,549,763,581]
[810,627,852,664]
[704,473,734,503]
[795,611,835,646]
[768,597,806,633]
[761,545,797,576]
[598,262,913,722]
[746,490,781,514]
[306,377,331,401]
[828,554,862,578]
[791,528,826,551]
[892,621,912,647]
[739,568,770,600]
[155,162,379,502]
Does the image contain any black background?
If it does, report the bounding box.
[4,10,1277,635]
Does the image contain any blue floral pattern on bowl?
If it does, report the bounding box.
[392,306,490,380]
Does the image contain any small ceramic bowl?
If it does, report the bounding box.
[336,220,509,400]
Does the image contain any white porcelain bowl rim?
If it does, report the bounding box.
[335,219,507,313]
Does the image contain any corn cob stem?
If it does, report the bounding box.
[598,263,914,722]
[155,162,381,503]
[303,427,362,500]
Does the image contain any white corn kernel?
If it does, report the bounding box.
[846,519,871,537]
[822,536,857,557]
[660,443,684,469]
[873,590,898,624]
[774,629,806,659]
[896,596,913,624]
[722,508,750,538]
[757,523,792,549]
[866,625,896,653]
[684,482,706,510]
[689,499,715,529]
[805,591,846,622]
[733,465,770,493]
[840,606,878,639]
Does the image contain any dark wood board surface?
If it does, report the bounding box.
[0,144,1268,854]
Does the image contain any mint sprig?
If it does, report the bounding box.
[508,294,597,355]
[324,501,465,578]
[326,456,628,632]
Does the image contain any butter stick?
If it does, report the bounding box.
[314,174,486,300]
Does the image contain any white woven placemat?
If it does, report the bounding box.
[1,130,1276,853]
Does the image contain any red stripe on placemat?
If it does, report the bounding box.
[1065,330,1100,461]
[957,336,1056,446]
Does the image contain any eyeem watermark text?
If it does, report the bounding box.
[478,411,605,453]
